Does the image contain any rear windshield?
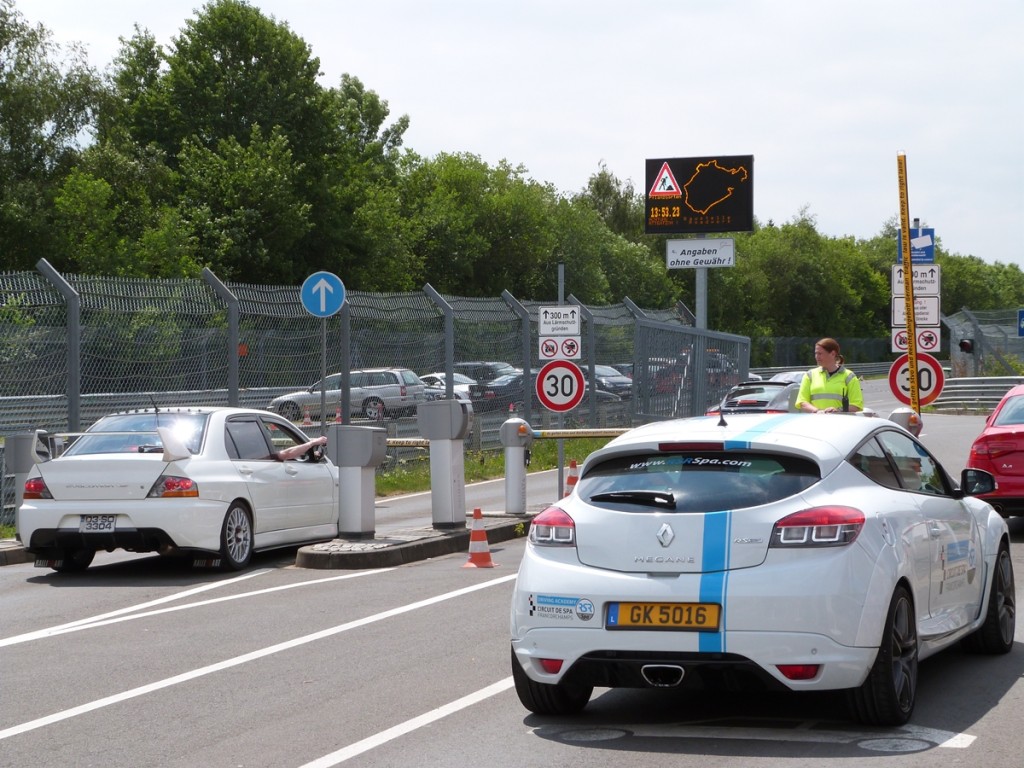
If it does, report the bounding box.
[64,412,209,456]
[993,395,1024,426]
[578,451,819,513]
[722,385,783,405]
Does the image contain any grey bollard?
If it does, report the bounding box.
[889,407,923,436]
[417,399,474,529]
[325,424,387,538]
[500,418,535,516]
[8,433,44,534]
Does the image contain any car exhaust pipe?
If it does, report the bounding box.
[641,664,685,688]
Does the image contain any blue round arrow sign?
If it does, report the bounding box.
[301,271,346,317]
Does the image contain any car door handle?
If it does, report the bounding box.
[285,465,299,476]
[237,465,253,476]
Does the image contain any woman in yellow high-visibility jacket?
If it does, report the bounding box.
[795,337,864,413]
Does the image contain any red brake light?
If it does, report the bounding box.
[770,506,864,548]
[658,442,725,452]
[777,664,820,680]
[148,475,199,498]
[539,658,564,674]
[529,506,576,546]
[24,477,52,500]
[973,440,1016,459]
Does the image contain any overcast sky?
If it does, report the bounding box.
[24,0,1024,268]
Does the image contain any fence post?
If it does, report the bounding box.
[35,259,80,431]
[202,268,240,406]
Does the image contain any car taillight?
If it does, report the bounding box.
[972,440,1016,459]
[777,664,820,680]
[539,658,564,673]
[529,506,575,547]
[24,477,52,500]
[770,506,863,548]
[400,385,407,396]
[148,475,199,498]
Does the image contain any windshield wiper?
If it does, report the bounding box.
[588,490,677,509]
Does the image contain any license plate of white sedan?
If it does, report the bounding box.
[79,514,116,533]
[607,602,720,630]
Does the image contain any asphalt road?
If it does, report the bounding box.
[4,395,1023,767]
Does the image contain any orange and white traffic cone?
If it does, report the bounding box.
[463,508,497,568]
[563,459,579,498]
[302,407,312,426]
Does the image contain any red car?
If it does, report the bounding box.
[966,383,1024,517]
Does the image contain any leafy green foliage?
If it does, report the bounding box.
[0,0,102,270]
[0,0,1021,339]
[376,438,611,497]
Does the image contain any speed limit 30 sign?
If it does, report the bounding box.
[535,360,585,412]
[888,352,945,407]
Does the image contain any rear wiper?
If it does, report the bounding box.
[588,490,677,509]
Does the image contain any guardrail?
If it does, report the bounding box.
[751,362,897,380]
[928,376,1024,413]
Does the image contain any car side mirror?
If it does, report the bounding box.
[960,468,996,497]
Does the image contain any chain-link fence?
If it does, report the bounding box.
[944,308,1024,378]
[1,263,710,522]
[9,260,990,526]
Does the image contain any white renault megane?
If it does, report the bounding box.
[510,411,1015,726]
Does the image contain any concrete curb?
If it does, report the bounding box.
[295,515,533,569]
[0,540,32,566]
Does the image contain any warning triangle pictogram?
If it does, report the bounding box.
[649,161,682,197]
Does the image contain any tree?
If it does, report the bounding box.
[176,127,311,283]
[99,0,410,284]
[574,163,646,242]
[0,0,101,269]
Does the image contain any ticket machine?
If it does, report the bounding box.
[326,424,387,537]
[418,399,474,529]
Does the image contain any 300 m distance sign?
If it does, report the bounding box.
[536,360,585,412]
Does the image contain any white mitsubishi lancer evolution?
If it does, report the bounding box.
[510,411,1015,726]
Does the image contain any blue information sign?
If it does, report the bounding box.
[301,271,346,317]
[895,228,936,263]
[1018,308,1024,338]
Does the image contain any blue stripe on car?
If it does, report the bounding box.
[701,416,797,651]
[723,414,798,449]
[699,510,731,652]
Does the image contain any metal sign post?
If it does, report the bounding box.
[300,271,347,426]
[895,153,920,414]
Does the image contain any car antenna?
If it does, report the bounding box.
[718,411,728,427]
[149,395,161,425]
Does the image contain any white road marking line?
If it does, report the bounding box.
[569,721,975,749]
[6,569,392,643]
[0,573,516,742]
[0,569,271,647]
[0,569,392,647]
[297,678,516,768]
